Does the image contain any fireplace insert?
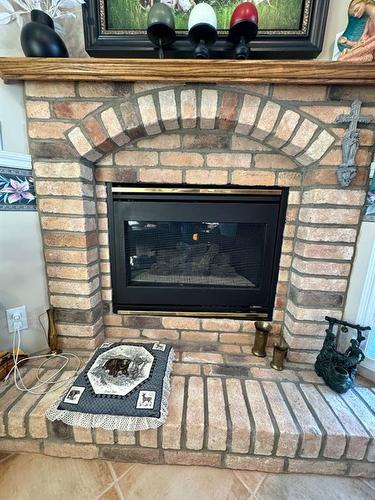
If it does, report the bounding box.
[108,185,288,319]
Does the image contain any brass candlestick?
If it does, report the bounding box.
[270,344,288,371]
[252,321,272,357]
[46,307,61,355]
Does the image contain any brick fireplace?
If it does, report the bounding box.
[25,80,374,364]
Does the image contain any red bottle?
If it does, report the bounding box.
[228,2,258,59]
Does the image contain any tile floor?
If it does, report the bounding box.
[0,453,374,500]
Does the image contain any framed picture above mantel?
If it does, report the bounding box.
[82,0,330,59]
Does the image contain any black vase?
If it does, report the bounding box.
[21,10,69,57]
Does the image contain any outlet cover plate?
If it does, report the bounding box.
[6,305,28,333]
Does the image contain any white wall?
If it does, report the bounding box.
[319,0,351,60]
[0,23,49,353]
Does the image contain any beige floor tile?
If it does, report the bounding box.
[0,453,114,500]
[255,473,375,500]
[233,471,267,493]
[107,460,135,479]
[99,485,121,499]
[117,464,250,500]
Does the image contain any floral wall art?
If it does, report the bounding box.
[0,167,36,211]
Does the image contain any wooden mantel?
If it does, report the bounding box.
[1,58,375,85]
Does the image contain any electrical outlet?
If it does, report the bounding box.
[6,305,28,333]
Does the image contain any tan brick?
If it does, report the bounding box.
[78,82,123,97]
[219,333,250,344]
[67,127,101,162]
[298,130,335,164]
[181,352,223,364]
[349,462,375,478]
[116,150,158,166]
[139,168,182,183]
[28,370,75,438]
[231,136,271,152]
[273,85,327,101]
[173,363,201,376]
[56,318,103,338]
[300,384,346,459]
[34,162,93,181]
[318,385,369,461]
[181,331,218,342]
[291,273,347,293]
[207,153,251,169]
[25,81,75,97]
[162,376,185,449]
[226,378,251,453]
[302,189,366,206]
[269,110,300,147]
[252,101,280,141]
[292,257,351,276]
[73,427,93,443]
[235,94,261,135]
[26,100,50,118]
[299,207,360,225]
[262,381,299,457]
[142,329,179,340]
[53,101,102,119]
[282,382,322,458]
[288,459,346,475]
[58,334,104,351]
[245,380,274,455]
[29,121,72,139]
[138,95,161,135]
[162,317,200,330]
[303,166,368,187]
[44,442,98,459]
[95,428,114,444]
[225,455,284,472]
[117,431,136,445]
[251,367,299,382]
[180,89,197,129]
[186,169,228,185]
[139,428,158,448]
[297,226,357,243]
[277,172,302,187]
[200,89,218,129]
[101,107,129,146]
[207,377,227,451]
[232,170,276,186]
[164,450,222,467]
[50,277,100,296]
[300,105,350,124]
[255,154,296,170]
[47,264,98,281]
[283,119,317,155]
[41,216,96,233]
[295,241,354,260]
[159,89,178,130]
[104,314,123,326]
[202,319,240,332]
[0,439,40,454]
[287,300,340,322]
[120,101,142,138]
[186,377,204,450]
[160,152,203,167]
[137,134,180,149]
[50,292,101,310]
[36,180,92,197]
[106,327,140,338]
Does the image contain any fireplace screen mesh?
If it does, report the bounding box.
[126,221,265,288]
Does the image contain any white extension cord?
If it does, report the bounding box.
[4,314,81,396]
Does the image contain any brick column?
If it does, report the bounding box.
[34,160,104,349]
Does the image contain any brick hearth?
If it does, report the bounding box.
[25,81,374,362]
[0,354,374,478]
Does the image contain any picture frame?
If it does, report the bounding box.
[82,0,330,59]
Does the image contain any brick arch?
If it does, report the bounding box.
[65,87,336,168]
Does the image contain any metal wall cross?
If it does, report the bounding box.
[335,99,373,187]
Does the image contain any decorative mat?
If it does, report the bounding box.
[47,342,174,431]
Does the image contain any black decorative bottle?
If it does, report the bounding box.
[21,10,69,57]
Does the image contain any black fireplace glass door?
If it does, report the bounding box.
[127,221,265,289]
[110,191,287,316]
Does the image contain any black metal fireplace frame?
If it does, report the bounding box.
[107,185,288,320]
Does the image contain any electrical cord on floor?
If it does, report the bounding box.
[4,315,81,395]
